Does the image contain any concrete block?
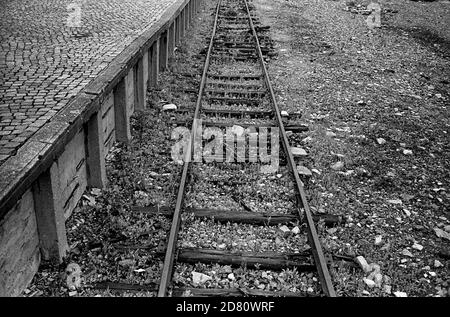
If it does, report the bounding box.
[125,69,135,115]
[55,129,87,220]
[175,16,181,45]
[149,39,160,88]
[168,22,176,58]
[143,51,149,91]
[86,112,107,188]
[33,163,68,263]
[180,9,186,38]
[0,188,40,296]
[101,91,116,153]
[114,78,132,144]
[187,2,191,29]
[159,32,169,72]
[134,58,145,111]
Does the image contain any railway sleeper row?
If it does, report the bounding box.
[174,107,274,118]
[172,120,306,131]
[132,206,345,227]
[109,244,349,274]
[181,87,266,95]
[155,0,336,297]
[90,281,316,297]
[206,82,264,90]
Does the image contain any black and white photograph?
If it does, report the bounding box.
[0,0,448,305]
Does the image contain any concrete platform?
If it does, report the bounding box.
[0,0,180,164]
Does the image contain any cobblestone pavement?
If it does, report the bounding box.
[0,0,180,163]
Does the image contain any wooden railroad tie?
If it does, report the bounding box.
[131,205,345,227]
[176,248,317,271]
[90,282,315,297]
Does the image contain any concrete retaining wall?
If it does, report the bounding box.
[0,0,203,296]
[0,189,40,297]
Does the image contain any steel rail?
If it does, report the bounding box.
[157,0,223,297]
[242,0,336,297]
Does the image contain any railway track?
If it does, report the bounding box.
[155,0,337,297]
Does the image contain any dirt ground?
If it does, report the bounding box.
[22,0,449,297]
[253,0,449,296]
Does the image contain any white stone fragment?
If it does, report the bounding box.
[326,228,338,235]
[434,228,450,241]
[355,256,371,273]
[302,136,313,143]
[192,272,212,285]
[341,170,355,176]
[66,263,82,290]
[291,147,308,157]
[331,161,344,171]
[162,103,177,111]
[368,264,381,275]
[394,291,407,297]
[403,149,413,155]
[279,225,290,234]
[374,273,383,287]
[363,278,376,288]
[387,199,402,205]
[374,235,383,246]
[402,249,413,257]
[231,125,245,137]
[297,165,312,176]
